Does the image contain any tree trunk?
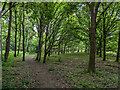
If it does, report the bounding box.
[48,50,50,56]
[103,10,106,61]
[17,9,22,56]
[38,31,42,62]
[43,26,48,63]
[78,48,79,52]
[22,2,25,61]
[37,20,42,62]
[29,35,33,54]
[99,35,102,57]
[85,46,87,52]
[14,9,17,57]
[26,30,29,52]
[58,42,60,55]
[36,52,39,60]
[88,3,96,73]
[4,2,12,62]
[0,3,2,61]
[63,43,66,54]
[96,47,99,55]
[116,31,120,62]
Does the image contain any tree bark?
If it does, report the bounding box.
[85,46,87,52]
[38,30,42,62]
[17,9,22,56]
[14,8,17,57]
[88,3,96,73]
[36,52,39,60]
[63,43,66,54]
[22,2,25,61]
[78,48,79,52]
[26,30,29,52]
[4,2,12,62]
[43,26,48,63]
[29,35,33,53]
[99,35,102,57]
[36,20,43,62]
[96,47,99,55]
[103,9,106,61]
[48,50,51,56]
[116,31,120,62]
[58,42,60,55]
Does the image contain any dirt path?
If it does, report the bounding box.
[20,55,68,88]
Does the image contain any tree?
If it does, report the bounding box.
[17,8,22,56]
[116,31,120,62]
[14,7,17,57]
[86,2,100,73]
[103,3,106,61]
[22,2,25,61]
[4,2,12,62]
[86,2,113,73]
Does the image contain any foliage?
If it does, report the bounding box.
[48,66,55,71]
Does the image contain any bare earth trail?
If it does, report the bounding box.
[19,55,69,88]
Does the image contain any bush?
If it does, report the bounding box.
[48,67,55,71]
[22,79,30,85]
[58,56,62,62]
[46,57,50,61]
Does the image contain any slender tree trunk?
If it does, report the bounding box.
[17,9,22,56]
[36,20,42,62]
[103,11,106,61]
[99,35,102,57]
[17,25,21,56]
[14,9,17,57]
[78,48,79,52]
[0,3,2,61]
[4,2,12,62]
[38,31,42,62]
[85,46,87,52]
[36,52,39,60]
[63,43,66,54]
[29,45,32,53]
[22,2,25,61]
[96,47,99,55]
[48,50,50,56]
[88,3,96,73]
[43,26,48,63]
[26,30,29,52]
[68,47,69,53]
[58,42,60,55]
[116,31,120,62]
[29,36,33,53]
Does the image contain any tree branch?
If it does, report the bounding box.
[96,2,113,26]
[2,2,16,16]
[95,2,101,17]
[1,2,7,12]
[86,2,90,8]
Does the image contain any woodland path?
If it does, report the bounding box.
[19,55,69,88]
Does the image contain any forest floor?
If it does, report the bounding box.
[2,53,119,88]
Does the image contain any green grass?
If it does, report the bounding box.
[47,52,117,63]
[2,50,31,59]
[45,52,89,64]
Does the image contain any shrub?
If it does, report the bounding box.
[58,56,62,62]
[48,67,55,71]
[22,79,30,85]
